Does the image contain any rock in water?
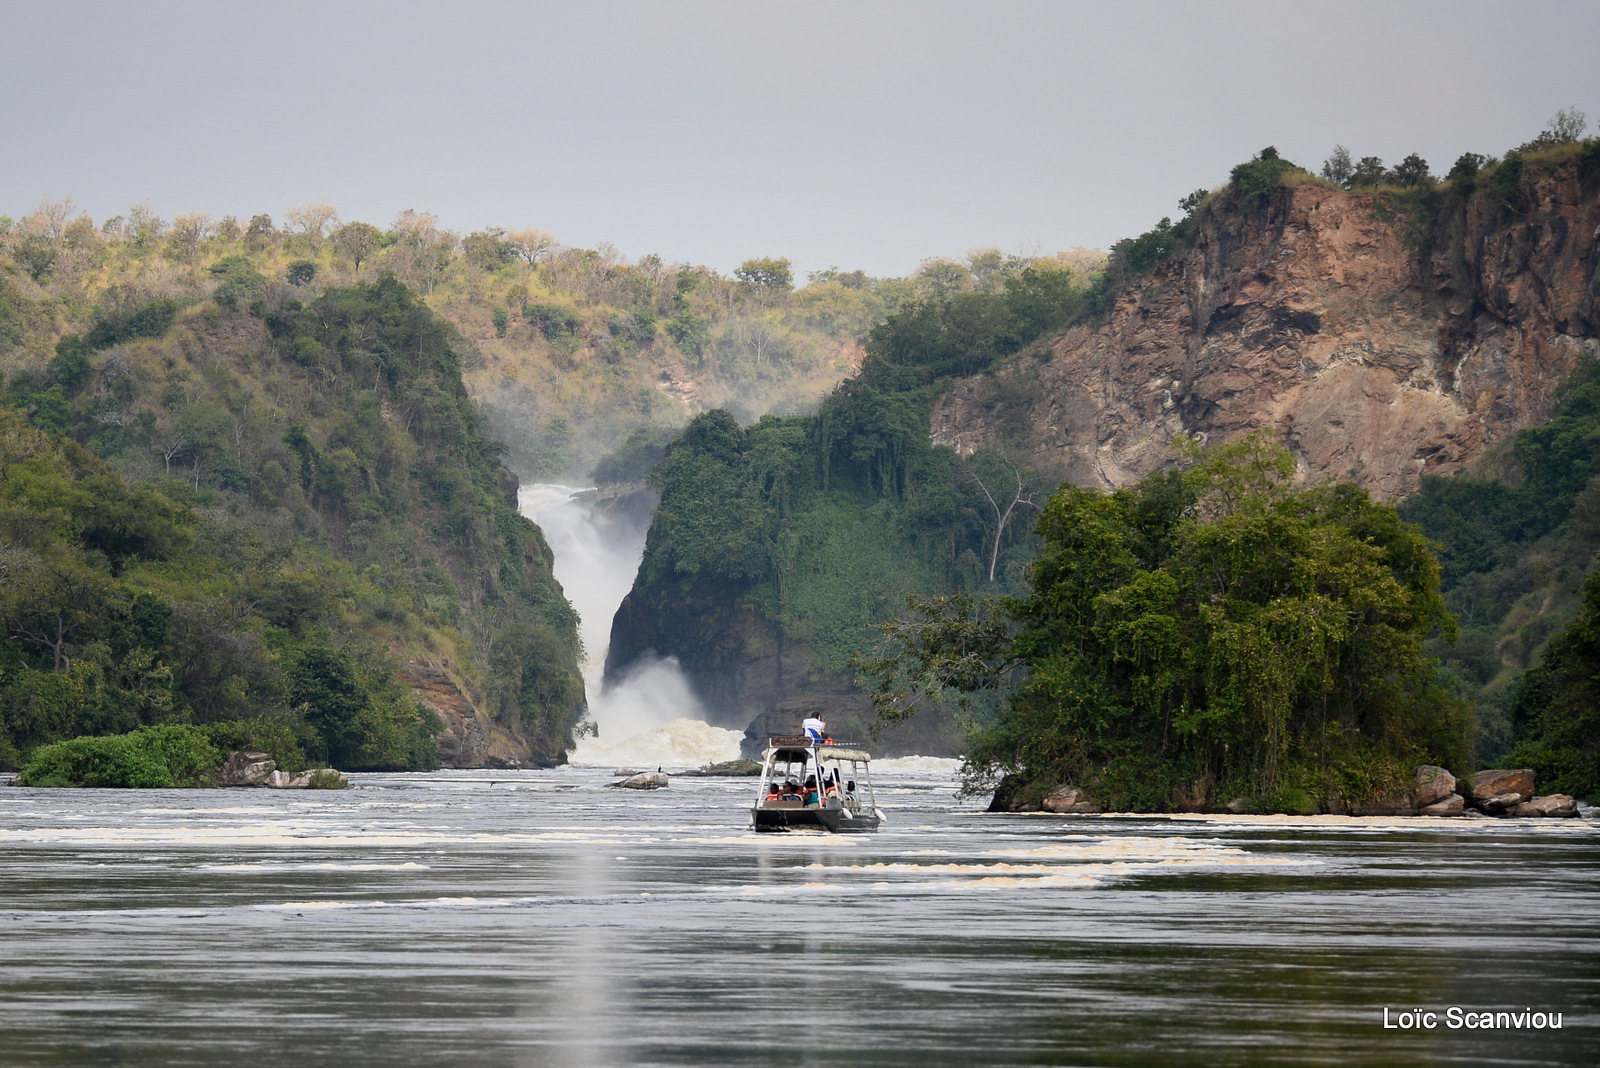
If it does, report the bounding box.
[220,750,276,787]
[615,772,669,790]
[1419,793,1465,816]
[266,768,347,790]
[1466,769,1535,805]
[1476,790,1525,816]
[1414,766,1457,808]
[1510,794,1579,818]
[1041,785,1102,814]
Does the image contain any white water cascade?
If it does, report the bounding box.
[519,484,744,768]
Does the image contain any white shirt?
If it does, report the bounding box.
[801,717,826,735]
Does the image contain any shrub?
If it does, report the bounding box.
[1229,146,1298,197]
[17,725,221,788]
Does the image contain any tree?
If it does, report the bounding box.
[2,553,113,673]
[1321,145,1353,186]
[1347,156,1389,189]
[858,434,1467,811]
[245,214,276,250]
[504,228,556,271]
[962,453,1038,582]
[735,257,794,308]
[1229,146,1297,197]
[1390,153,1432,187]
[285,202,339,238]
[463,230,513,271]
[286,260,317,286]
[168,212,213,264]
[331,222,381,270]
[1522,107,1589,152]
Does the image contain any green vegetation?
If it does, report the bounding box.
[1505,569,1600,800]
[15,721,347,788]
[16,725,220,787]
[1400,358,1600,797]
[0,271,583,770]
[859,435,1468,812]
[633,258,1101,680]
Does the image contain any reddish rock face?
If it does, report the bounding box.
[1415,765,1457,808]
[1467,768,1537,802]
[934,163,1600,500]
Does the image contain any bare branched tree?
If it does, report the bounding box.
[964,455,1038,582]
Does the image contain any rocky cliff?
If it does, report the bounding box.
[607,576,853,729]
[934,159,1600,498]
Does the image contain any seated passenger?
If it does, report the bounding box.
[802,715,826,743]
[803,775,819,806]
[765,782,782,801]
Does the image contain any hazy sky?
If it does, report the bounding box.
[3,1,1596,279]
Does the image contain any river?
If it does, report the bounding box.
[1,767,1596,1066]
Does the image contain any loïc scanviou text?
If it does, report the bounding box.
[1382,1007,1562,1030]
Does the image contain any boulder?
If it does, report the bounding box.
[987,775,1037,812]
[1418,793,1464,816]
[1224,797,1251,814]
[1414,766,1457,808]
[1466,769,1535,804]
[1475,790,1524,816]
[220,750,276,787]
[614,772,669,790]
[266,768,347,790]
[1510,794,1578,818]
[1350,790,1415,816]
[1170,780,1210,813]
[1041,785,1101,814]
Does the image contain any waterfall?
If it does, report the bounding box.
[519,484,744,768]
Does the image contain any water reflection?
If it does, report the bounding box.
[0,768,1595,1066]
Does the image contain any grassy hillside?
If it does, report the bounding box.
[0,268,583,769]
[0,200,1097,481]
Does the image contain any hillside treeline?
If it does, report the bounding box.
[0,275,583,769]
[0,198,1102,480]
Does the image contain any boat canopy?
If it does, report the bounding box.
[817,747,871,762]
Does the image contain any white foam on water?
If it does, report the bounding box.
[872,756,963,776]
[202,861,431,872]
[569,718,744,769]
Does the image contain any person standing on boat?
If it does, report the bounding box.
[802,715,826,743]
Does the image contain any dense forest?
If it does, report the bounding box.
[860,435,1467,812]
[622,111,1600,805]
[0,270,583,770]
[608,256,1096,720]
[1400,357,1600,798]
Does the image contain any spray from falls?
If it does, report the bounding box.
[520,484,744,768]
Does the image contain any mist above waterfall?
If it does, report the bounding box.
[520,484,742,767]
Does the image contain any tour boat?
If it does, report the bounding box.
[750,736,881,832]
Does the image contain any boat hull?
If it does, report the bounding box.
[751,807,880,833]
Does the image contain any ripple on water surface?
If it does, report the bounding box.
[0,765,1596,1067]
